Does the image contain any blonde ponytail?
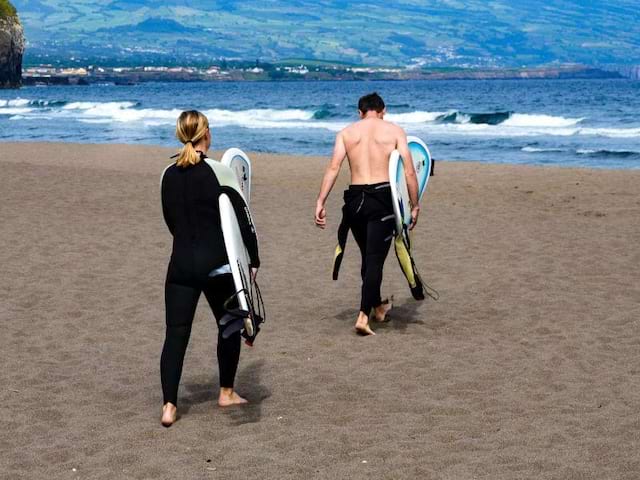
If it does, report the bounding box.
[175,110,210,167]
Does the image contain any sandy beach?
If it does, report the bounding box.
[1,142,639,479]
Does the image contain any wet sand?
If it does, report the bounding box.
[1,142,639,479]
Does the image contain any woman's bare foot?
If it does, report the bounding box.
[355,311,376,336]
[161,402,177,427]
[373,296,394,323]
[218,388,248,407]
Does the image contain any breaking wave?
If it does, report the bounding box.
[521,147,640,159]
[0,98,638,140]
[576,149,640,158]
[521,146,566,153]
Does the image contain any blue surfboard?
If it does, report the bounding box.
[389,136,432,237]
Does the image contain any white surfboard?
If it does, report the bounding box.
[389,136,432,237]
[221,148,251,203]
[207,154,255,338]
[218,195,253,335]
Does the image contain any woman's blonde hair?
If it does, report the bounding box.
[175,110,209,167]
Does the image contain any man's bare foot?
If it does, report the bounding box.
[218,388,248,407]
[355,311,376,336]
[373,296,394,322]
[161,402,177,427]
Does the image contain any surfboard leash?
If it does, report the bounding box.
[220,278,266,345]
[424,282,440,301]
[249,278,266,325]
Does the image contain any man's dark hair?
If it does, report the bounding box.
[358,92,385,114]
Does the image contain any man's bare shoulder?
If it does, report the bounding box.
[339,120,365,141]
[339,118,405,139]
[340,120,363,133]
[380,119,406,135]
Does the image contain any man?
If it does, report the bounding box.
[315,92,420,335]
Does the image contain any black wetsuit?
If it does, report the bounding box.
[160,157,259,406]
[341,182,395,314]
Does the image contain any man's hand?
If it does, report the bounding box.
[315,202,327,228]
[250,267,259,282]
[315,132,346,229]
[409,205,420,230]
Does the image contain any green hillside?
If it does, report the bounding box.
[0,0,17,18]
[12,0,640,67]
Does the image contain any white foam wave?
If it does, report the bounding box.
[385,111,584,130]
[78,118,115,124]
[450,112,472,124]
[410,122,640,139]
[62,101,152,122]
[386,111,445,123]
[206,114,345,131]
[502,114,584,128]
[0,107,34,115]
[578,127,640,138]
[417,123,577,137]
[4,99,639,140]
[0,98,31,107]
[205,108,315,125]
[63,101,138,111]
[576,148,640,156]
[522,146,565,153]
[58,102,321,127]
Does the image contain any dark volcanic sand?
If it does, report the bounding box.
[1,143,639,479]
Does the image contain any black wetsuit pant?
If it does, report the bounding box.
[343,183,395,314]
[161,273,240,406]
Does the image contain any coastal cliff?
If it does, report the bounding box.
[0,1,24,88]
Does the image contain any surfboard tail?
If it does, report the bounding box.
[243,275,266,346]
[220,267,266,346]
[394,234,425,300]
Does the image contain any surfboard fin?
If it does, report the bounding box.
[242,313,263,346]
[221,316,246,339]
[222,280,266,345]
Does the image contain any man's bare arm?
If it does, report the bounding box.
[315,132,347,228]
[397,132,419,207]
[396,131,421,229]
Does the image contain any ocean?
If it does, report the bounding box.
[1,79,639,169]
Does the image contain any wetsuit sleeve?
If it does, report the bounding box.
[160,170,175,235]
[220,186,260,269]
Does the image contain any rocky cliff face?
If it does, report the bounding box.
[0,11,24,88]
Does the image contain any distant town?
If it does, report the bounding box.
[21,61,636,86]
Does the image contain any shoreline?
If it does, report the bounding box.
[2,141,638,172]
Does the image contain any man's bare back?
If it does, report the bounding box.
[341,117,405,185]
[315,109,419,229]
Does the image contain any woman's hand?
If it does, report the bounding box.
[251,267,259,282]
[315,202,327,229]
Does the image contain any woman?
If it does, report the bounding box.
[160,110,260,427]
